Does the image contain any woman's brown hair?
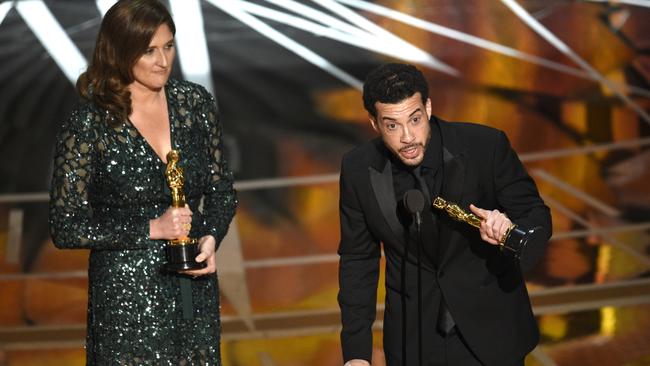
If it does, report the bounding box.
[76,0,175,127]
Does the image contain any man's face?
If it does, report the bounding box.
[370,92,432,166]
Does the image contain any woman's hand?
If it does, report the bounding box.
[183,235,217,277]
[149,205,193,240]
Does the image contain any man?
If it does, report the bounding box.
[338,63,552,366]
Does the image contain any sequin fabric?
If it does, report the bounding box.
[49,79,237,365]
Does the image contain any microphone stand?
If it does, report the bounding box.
[401,223,409,366]
[414,209,423,366]
[403,189,425,366]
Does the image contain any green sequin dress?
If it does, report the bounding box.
[49,79,236,365]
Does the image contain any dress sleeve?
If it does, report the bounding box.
[337,158,381,363]
[195,90,237,247]
[49,109,156,250]
[493,130,552,270]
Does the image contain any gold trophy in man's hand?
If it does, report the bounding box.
[432,197,543,256]
[163,150,206,271]
[432,197,484,229]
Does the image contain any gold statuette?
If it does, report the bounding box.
[432,196,517,252]
[432,197,483,229]
[163,150,206,271]
[165,150,193,245]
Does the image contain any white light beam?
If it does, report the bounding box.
[501,0,650,126]
[336,0,650,99]
[584,0,650,8]
[265,0,371,39]
[234,1,451,69]
[206,0,363,90]
[0,2,12,26]
[312,0,458,75]
[15,0,87,85]
[95,0,116,16]
[336,0,588,78]
[169,0,215,95]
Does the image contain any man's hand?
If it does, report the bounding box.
[344,360,370,366]
[469,204,513,246]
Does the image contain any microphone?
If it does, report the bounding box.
[403,189,425,226]
[402,188,426,366]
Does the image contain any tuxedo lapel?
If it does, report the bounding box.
[438,147,467,268]
[441,147,466,211]
[369,162,405,244]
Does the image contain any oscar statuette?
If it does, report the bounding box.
[432,197,543,256]
[163,150,207,272]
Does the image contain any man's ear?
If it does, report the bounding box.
[425,98,432,119]
[369,114,379,132]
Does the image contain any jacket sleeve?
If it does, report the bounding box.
[337,158,381,363]
[493,130,552,271]
[194,88,237,247]
[48,110,157,250]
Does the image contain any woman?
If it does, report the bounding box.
[49,0,236,364]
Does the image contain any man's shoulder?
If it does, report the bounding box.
[444,120,501,137]
[341,138,383,171]
[439,119,503,147]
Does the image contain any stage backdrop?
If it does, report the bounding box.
[1,1,649,365]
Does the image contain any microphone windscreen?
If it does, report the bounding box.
[403,189,425,214]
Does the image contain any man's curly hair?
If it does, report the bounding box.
[362,63,429,118]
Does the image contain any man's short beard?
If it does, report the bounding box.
[398,130,431,164]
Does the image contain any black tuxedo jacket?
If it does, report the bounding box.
[338,117,552,366]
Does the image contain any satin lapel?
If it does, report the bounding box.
[437,148,466,267]
[369,162,405,245]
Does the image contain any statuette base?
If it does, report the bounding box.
[164,240,207,272]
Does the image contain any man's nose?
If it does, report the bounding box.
[401,126,415,143]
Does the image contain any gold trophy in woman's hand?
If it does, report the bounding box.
[163,150,206,271]
[432,197,543,257]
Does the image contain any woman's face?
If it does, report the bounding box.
[131,23,175,92]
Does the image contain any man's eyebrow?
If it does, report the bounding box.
[381,108,422,122]
[409,108,422,117]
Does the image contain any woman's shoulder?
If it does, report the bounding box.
[62,102,108,132]
[167,78,215,106]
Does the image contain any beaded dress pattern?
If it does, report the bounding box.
[49,79,237,365]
